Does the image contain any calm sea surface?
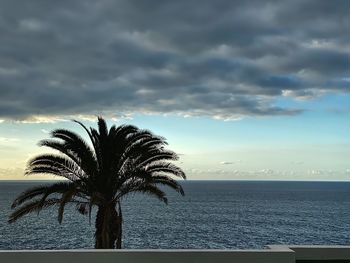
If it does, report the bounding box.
[0,180,350,249]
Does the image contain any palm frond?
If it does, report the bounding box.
[27,154,86,180]
[50,129,98,175]
[113,125,139,143]
[8,198,61,223]
[136,184,168,204]
[116,136,168,174]
[76,203,88,215]
[136,150,179,167]
[38,139,97,178]
[11,185,50,208]
[39,140,81,165]
[58,188,77,223]
[152,175,185,196]
[146,162,186,179]
[118,179,168,204]
[73,119,102,170]
[26,165,79,181]
[90,127,103,168]
[109,128,150,166]
[97,117,108,138]
[11,181,76,208]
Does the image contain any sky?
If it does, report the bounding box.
[0,0,349,180]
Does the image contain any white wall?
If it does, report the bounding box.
[269,245,350,261]
[1,246,350,263]
[0,249,294,263]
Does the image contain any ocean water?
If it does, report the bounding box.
[0,180,350,249]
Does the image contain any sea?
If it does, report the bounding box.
[0,180,350,250]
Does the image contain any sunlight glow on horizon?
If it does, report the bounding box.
[0,107,349,181]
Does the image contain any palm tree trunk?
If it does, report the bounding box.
[94,204,122,249]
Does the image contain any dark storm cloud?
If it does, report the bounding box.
[0,0,349,121]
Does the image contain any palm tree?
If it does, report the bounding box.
[8,117,186,249]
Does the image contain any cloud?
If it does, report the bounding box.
[220,161,234,165]
[220,160,242,165]
[0,168,24,179]
[307,169,337,176]
[186,168,294,178]
[0,167,59,180]
[258,168,274,175]
[0,0,349,121]
[0,137,20,152]
[40,129,50,134]
[0,137,20,143]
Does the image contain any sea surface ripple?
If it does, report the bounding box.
[0,180,350,249]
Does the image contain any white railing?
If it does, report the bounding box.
[1,246,350,263]
[269,245,350,261]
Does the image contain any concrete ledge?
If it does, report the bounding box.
[0,249,294,263]
[269,245,350,261]
[1,246,350,263]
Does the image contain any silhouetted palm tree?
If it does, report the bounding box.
[9,117,185,249]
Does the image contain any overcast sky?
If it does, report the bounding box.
[0,0,349,180]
